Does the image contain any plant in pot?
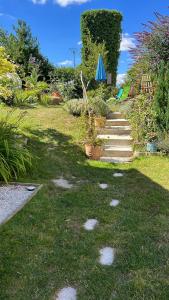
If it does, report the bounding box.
[146,132,157,153]
[84,115,103,160]
[89,96,109,129]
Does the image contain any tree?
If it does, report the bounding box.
[81,10,122,85]
[0,20,54,80]
[131,12,169,72]
[80,31,107,86]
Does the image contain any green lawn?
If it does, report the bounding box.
[0,106,169,300]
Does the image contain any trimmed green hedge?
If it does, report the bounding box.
[81,10,122,86]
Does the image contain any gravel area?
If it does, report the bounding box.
[0,184,40,225]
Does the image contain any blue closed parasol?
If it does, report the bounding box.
[95,54,107,82]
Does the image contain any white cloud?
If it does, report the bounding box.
[117,74,127,85]
[32,0,48,4]
[58,60,73,66]
[78,41,82,46]
[32,0,89,6]
[120,33,136,51]
[0,12,16,19]
[54,0,90,7]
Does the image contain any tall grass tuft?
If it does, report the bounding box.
[0,110,33,182]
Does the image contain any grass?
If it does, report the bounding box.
[0,105,169,300]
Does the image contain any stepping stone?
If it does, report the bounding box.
[99,183,108,190]
[113,172,123,177]
[110,199,120,207]
[83,219,98,231]
[52,178,73,189]
[99,247,115,266]
[56,287,77,300]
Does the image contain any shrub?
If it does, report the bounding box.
[13,90,38,106]
[50,80,76,101]
[89,97,110,117]
[81,10,122,85]
[153,61,169,132]
[40,94,52,106]
[50,68,83,99]
[64,99,87,116]
[0,111,33,182]
[0,86,13,105]
[127,95,156,143]
[157,133,169,154]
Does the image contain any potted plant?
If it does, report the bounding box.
[146,132,157,153]
[85,135,103,160]
[84,115,103,160]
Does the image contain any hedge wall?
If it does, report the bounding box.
[81,10,122,85]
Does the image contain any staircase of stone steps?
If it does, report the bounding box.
[97,112,133,163]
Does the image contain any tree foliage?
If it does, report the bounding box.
[80,32,107,85]
[50,67,83,98]
[0,20,54,80]
[81,10,122,85]
[0,47,17,102]
[154,61,169,132]
[131,12,169,71]
[0,47,16,76]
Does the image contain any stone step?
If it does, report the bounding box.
[97,134,133,146]
[107,112,123,119]
[100,156,133,163]
[106,119,130,126]
[100,126,131,135]
[102,146,133,158]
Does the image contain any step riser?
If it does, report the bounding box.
[103,151,133,158]
[107,113,123,119]
[101,129,131,135]
[103,139,132,146]
[106,121,129,126]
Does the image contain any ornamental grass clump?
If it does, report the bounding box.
[0,111,33,182]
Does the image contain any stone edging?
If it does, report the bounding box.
[0,182,43,226]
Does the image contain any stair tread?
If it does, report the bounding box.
[100,157,133,163]
[99,112,133,163]
[97,134,132,140]
[111,112,121,114]
[104,146,133,151]
[106,119,127,122]
[105,125,131,128]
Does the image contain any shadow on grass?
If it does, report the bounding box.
[0,126,169,299]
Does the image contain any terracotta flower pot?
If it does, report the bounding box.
[94,117,106,129]
[51,91,62,105]
[91,146,103,160]
[85,144,103,160]
[85,144,94,158]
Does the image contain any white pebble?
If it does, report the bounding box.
[99,247,115,266]
[99,183,108,190]
[52,178,73,189]
[83,219,98,231]
[110,199,120,207]
[113,172,123,177]
[26,186,36,191]
[56,287,77,300]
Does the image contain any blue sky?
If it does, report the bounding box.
[0,0,168,82]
